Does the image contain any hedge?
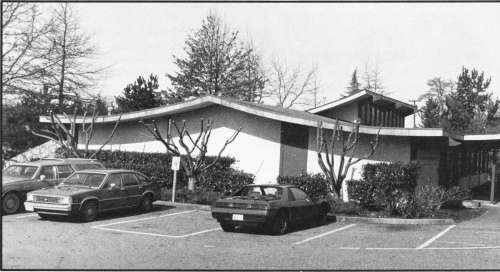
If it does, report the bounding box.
[56,148,254,195]
[277,173,329,200]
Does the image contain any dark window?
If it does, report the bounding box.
[40,166,56,179]
[122,173,139,187]
[105,174,122,189]
[290,188,310,201]
[56,165,74,178]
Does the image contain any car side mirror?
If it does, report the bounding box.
[39,175,46,181]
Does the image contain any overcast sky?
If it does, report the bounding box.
[64,3,499,107]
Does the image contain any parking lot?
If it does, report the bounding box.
[2,202,500,270]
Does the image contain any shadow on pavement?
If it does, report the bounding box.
[35,204,176,223]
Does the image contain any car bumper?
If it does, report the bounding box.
[211,207,276,225]
[24,202,78,216]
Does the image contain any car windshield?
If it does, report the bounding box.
[3,165,38,179]
[61,172,106,188]
[233,186,283,200]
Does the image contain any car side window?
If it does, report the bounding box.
[122,173,139,187]
[135,174,148,185]
[39,166,56,180]
[290,188,310,201]
[74,163,104,170]
[105,174,122,189]
[56,165,74,179]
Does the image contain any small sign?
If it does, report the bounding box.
[171,156,181,171]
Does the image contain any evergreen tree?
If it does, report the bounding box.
[166,13,265,102]
[343,69,361,97]
[420,97,442,128]
[115,74,162,113]
[446,67,491,133]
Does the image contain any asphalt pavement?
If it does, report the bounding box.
[2,203,500,270]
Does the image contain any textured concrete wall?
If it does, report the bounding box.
[80,105,282,184]
[306,128,412,180]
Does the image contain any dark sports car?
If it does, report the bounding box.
[211,184,331,235]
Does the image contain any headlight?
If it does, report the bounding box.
[59,196,72,204]
[26,194,34,202]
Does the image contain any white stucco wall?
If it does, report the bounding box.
[80,105,282,184]
[306,127,412,180]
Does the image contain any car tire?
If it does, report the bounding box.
[140,195,153,212]
[2,192,21,214]
[220,221,235,232]
[270,211,289,235]
[80,202,98,222]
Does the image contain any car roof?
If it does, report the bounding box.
[74,169,139,174]
[246,184,297,189]
[10,158,101,166]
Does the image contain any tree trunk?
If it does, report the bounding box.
[188,176,196,191]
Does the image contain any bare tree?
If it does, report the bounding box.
[28,103,121,159]
[265,59,319,109]
[362,62,389,95]
[140,118,241,191]
[2,3,55,94]
[42,3,107,111]
[316,120,380,199]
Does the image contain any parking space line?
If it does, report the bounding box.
[93,226,221,238]
[91,210,197,228]
[438,241,486,247]
[424,246,500,250]
[293,224,356,246]
[15,213,38,219]
[416,225,456,249]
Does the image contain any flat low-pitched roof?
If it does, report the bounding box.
[39,95,445,137]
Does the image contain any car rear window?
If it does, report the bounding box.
[56,165,74,178]
[122,173,139,187]
[74,163,104,170]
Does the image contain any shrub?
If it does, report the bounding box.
[331,201,364,216]
[361,162,419,214]
[163,188,222,205]
[56,148,254,197]
[277,173,329,199]
[444,186,472,201]
[347,179,384,209]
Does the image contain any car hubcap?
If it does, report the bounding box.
[4,196,18,211]
[87,206,96,217]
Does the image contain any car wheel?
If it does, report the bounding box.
[140,195,153,212]
[220,221,235,232]
[80,202,98,222]
[2,192,21,214]
[270,211,289,235]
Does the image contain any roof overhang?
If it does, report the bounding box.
[39,95,444,138]
[308,90,416,116]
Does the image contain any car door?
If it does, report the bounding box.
[289,187,317,223]
[99,174,124,210]
[121,173,143,207]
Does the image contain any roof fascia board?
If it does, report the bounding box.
[40,95,445,138]
[308,91,367,113]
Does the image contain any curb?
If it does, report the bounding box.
[156,201,456,225]
[155,200,212,211]
[334,215,455,225]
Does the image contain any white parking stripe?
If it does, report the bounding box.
[93,226,221,238]
[416,225,456,249]
[16,213,38,218]
[91,210,197,228]
[293,224,356,246]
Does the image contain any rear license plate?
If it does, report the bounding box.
[232,214,244,221]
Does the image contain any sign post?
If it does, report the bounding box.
[491,163,496,204]
[171,156,181,203]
